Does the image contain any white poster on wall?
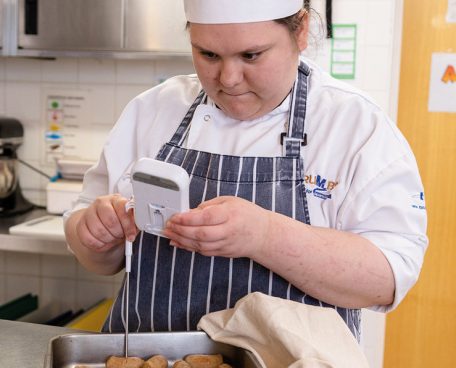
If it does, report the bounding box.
[447,0,456,23]
[428,53,456,113]
[42,87,114,164]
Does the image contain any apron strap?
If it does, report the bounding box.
[282,61,311,157]
[168,89,206,147]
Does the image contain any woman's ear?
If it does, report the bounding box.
[295,10,310,52]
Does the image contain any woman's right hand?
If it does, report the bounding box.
[75,194,138,253]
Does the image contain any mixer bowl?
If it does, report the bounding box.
[0,157,18,199]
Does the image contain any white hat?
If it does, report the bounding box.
[184,0,303,24]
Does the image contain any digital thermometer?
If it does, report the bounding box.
[131,158,190,237]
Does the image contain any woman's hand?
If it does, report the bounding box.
[163,196,271,258]
[74,194,138,253]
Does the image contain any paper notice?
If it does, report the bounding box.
[330,24,357,80]
[428,53,456,113]
[447,0,456,23]
[43,88,113,163]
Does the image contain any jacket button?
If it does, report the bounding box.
[204,115,211,122]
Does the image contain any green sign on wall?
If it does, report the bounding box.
[330,24,357,80]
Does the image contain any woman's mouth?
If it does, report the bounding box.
[222,91,249,97]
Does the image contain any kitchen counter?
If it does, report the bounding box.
[0,208,70,256]
[0,208,49,233]
[0,319,83,367]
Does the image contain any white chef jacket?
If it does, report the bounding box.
[67,57,428,313]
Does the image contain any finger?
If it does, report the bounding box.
[170,205,228,227]
[76,217,106,250]
[83,207,119,244]
[94,196,128,240]
[111,196,138,241]
[165,221,227,243]
[82,199,122,243]
[166,230,222,255]
[78,213,124,252]
[169,235,230,257]
[127,209,139,239]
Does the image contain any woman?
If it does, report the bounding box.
[64,0,428,340]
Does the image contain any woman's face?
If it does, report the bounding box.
[189,18,308,121]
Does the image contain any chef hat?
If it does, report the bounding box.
[184,0,303,24]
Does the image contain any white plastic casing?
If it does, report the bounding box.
[131,158,190,237]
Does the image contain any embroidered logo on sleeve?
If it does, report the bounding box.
[305,175,338,200]
[411,192,426,210]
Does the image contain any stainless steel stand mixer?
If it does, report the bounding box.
[0,117,34,216]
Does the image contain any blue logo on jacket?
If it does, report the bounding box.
[313,187,332,200]
[412,192,426,210]
[305,175,338,200]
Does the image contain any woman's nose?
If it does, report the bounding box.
[219,60,243,88]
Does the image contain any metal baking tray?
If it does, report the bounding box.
[44,331,263,368]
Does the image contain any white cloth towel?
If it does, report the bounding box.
[197,292,370,368]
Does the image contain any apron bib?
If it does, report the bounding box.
[103,62,361,339]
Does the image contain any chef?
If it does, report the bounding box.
[64,0,428,340]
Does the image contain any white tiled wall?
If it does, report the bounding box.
[0,250,121,313]
[0,0,401,366]
[0,56,195,205]
[307,0,397,112]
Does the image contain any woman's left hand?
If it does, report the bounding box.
[163,196,271,258]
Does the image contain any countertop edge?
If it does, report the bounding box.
[0,233,70,256]
[1,208,70,255]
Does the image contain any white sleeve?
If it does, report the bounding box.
[338,154,428,312]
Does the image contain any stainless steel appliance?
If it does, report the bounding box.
[44,332,262,367]
[14,0,190,58]
[18,0,124,51]
[0,117,33,216]
[0,0,3,50]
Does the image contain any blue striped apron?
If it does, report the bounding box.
[103,62,361,339]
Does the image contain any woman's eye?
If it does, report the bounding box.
[242,52,261,61]
[201,51,218,59]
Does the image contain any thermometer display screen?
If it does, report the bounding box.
[132,172,179,191]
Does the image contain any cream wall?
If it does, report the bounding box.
[0,1,401,367]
